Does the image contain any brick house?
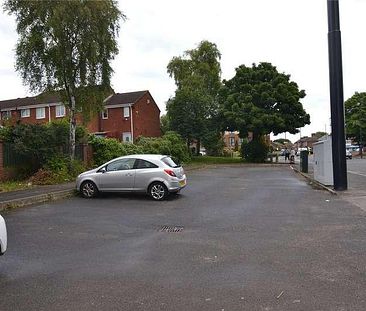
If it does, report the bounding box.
[294,133,321,151]
[223,131,271,149]
[0,90,161,142]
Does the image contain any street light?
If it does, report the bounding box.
[327,0,348,190]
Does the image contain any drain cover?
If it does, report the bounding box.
[159,225,184,233]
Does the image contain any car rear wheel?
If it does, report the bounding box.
[80,181,98,198]
[148,182,168,201]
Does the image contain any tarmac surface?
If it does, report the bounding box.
[1,165,366,310]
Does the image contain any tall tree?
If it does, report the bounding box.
[219,62,310,140]
[4,0,124,159]
[166,40,222,155]
[345,92,366,145]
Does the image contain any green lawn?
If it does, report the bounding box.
[189,156,245,165]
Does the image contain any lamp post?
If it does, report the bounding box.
[327,0,348,190]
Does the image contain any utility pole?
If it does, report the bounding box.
[327,0,347,190]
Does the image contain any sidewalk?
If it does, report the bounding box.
[0,182,75,211]
[291,155,366,211]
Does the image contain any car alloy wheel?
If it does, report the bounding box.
[81,181,98,198]
[149,182,168,201]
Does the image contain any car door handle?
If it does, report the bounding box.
[125,173,133,176]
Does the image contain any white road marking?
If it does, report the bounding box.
[348,170,366,177]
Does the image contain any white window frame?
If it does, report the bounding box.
[20,108,30,118]
[102,108,108,119]
[122,132,132,143]
[123,107,130,118]
[36,107,46,119]
[55,105,66,118]
[1,111,11,120]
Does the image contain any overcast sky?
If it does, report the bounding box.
[1,0,365,143]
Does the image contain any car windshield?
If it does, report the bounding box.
[161,156,180,168]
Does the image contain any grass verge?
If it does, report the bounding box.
[0,180,34,193]
[189,156,245,164]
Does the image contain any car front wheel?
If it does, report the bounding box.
[148,182,168,201]
[80,181,98,198]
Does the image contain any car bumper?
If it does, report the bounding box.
[167,176,187,192]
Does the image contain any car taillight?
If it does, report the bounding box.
[164,169,177,177]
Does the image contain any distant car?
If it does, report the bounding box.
[346,149,352,159]
[76,154,187,201]
[0,215,7,255]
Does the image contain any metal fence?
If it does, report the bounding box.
[3,143,32,168]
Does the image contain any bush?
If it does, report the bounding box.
[241,136,269,163]
[0,121,88,174]
[89,131,190,167]
[29,156,87,185]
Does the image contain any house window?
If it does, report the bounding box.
[36,107,46,119]
[123,107,130,118]
[230,137,235,146]
[147,99,150,104]
[20,109,30,118]
[102,108,108,119]
[1,111,11,120]
[122,132,132,143]
[55,105,66,117]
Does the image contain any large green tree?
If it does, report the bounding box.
[166,40,222,155]
[345,92,366,145]
[219,62,310,139]
[4,0,124,159]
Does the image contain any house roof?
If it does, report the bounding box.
[104,91,148,106]
[0,90,150,110]
[0,93,62,110]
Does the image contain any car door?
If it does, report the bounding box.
[98,158,136,191]
[134,159,160,191]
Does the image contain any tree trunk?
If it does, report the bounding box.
[69,90,76,161]
[196,139,201,156]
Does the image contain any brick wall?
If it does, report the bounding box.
[133,92,161,139]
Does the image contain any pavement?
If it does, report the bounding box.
[0,182,76,211]
[1,165,366,311]
[0,157,365,211]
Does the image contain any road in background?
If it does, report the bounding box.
[1,166,366,311]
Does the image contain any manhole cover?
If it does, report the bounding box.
[159,225,184,233]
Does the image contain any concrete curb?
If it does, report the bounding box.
[0,189,76,212]
[290,165,337,195]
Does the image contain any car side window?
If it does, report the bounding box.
[135,159,158,169]
[106,159,136,172]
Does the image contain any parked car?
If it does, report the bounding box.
[0,215,7,255]
[76,154,187,201]
[346,149,352,159]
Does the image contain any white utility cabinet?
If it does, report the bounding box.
[313,136,334,186]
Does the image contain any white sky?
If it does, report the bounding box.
[1,0,366,143]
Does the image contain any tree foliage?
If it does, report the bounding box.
[4,0,124,158]
[166,40,223,155]
[345,92,366,145]
[219,62,310,137]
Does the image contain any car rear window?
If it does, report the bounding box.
[161,156,179,168]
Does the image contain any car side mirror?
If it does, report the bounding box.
[100,167,106,173]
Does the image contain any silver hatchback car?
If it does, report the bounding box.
[76,154,187,200]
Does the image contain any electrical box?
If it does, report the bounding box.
[313,136,333,186]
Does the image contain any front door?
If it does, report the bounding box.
[98,158,136,191]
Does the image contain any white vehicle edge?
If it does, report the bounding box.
[0,215,7,255]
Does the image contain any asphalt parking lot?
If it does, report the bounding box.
[1,165,366,311]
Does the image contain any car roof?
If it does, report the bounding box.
[120,154,168,161]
